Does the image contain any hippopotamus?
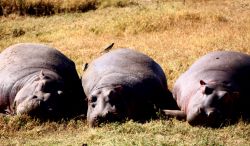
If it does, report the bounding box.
[0,43,87,119]
[164,51,250,127]
[82,48,178,127]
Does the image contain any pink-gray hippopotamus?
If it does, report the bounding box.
[82,48,178,127]
[164,51,250,127]
[0,43,87,119]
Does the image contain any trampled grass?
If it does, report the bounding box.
[0,115,249,145]
[0,0,250,145]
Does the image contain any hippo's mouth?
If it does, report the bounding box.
[15,98,41,115]
[88,112,125,127]
[187,110,225,127]
[15,98,57,118]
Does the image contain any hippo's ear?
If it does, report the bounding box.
[114,85,123,92]
[109,85,123,97]
[39,70,45,79]
[200,80,206,86]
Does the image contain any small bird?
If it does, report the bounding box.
[83,63,88,71]
[101,43,114,54]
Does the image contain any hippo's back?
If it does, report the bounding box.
[91,48,165,77]
[176,51,250,86]
[83,48,167,94]
[0,43,75,75]
[188,51,250,74]
[0,43,79,100]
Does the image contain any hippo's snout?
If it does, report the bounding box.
[16,94,58,118]
[187,107,223,127]
[16,98,42,115]
[87,93,124,127]
[88,110,122,127]
[87,106,122,127]
[187,107,204,126]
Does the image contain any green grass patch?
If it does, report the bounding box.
[0,0,137,16]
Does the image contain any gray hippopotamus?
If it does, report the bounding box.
[0,43,87,119]
[164,51,250,127]
[82,48,178,127]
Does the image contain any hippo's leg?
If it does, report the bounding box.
[162,110,186,120]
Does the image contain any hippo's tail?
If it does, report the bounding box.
[154,89,179,111]
[165,89,179,110]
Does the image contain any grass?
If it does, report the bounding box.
[0,0,137,16]
[1,116,249,145]
[0,0,250,145]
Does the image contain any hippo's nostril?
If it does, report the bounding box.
[91,103,96,108]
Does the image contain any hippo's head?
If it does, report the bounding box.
[87,85,125,127]
[186,80,239,127]
[14,71,65,119]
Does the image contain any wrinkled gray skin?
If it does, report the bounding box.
[164,51,250,127]
[0,43,87,119]
[82,48,177,127]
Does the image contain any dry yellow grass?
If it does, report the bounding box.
[0,0,250,145]
[0,115,249,145]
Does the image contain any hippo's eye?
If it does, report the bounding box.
[90,96,97,103]
[204,87,214,95]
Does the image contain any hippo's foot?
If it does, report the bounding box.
[162,110,186,120]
